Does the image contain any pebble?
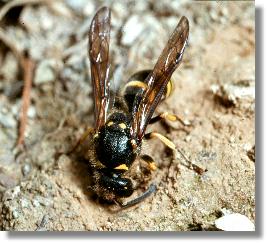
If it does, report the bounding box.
[215,213,255,231]
[83,1,95,16]
[34,60,56,85]
[2,186,20,201]
[20,6,40,32]
[27,106,37,119]
[0,110,16,128]
[32,199,40,207]
[49,2,73,18]
[34,196,53,207]
[65,0,88,13]
[122,15,145,45]
[20,198,30,208]
[12,209,20,219]
[22,164,31,176]
[0,53,19,81]
[0,173,17,189]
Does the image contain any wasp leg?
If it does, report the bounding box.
[144,132,206,175]
[149,112,191,126]
[67,127,94,155]
[140,154,157,171]
[115,184,157,209]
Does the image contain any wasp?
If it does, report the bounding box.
[70,7,197,208]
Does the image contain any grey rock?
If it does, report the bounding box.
[122,15,145,45]
[0,110,16,128]
[22,164,31,176]
[34,60,56,85]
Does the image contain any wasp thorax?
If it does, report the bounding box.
[95,113,137,169]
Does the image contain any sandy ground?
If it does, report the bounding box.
[0,0,255,231]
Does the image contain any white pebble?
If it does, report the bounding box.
[122,15,145,45]
[215,213,255,231]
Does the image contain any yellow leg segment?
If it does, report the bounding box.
[145,132,206,175]
[149,112,191,126]
[140,154,157,171]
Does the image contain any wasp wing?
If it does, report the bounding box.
[131,16,189,142]
[89,7,111,131]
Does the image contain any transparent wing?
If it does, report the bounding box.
[131,16,189,142]
[89,6,111,131]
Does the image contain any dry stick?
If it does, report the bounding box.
[0,28,24,66]
[0,1,50,147]
[0,0,51,21]
[17,56,35,146]
[0,27,35,146]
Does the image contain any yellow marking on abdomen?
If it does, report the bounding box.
[124,80,148,90]
[119,123,127,129]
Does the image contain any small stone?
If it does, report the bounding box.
[229,136,235,143]
[0,173,17,189]
[3,186,21,201]
[65,0,88,13]
[22,164,31,176]
[49,2,73,18]
[12,209,20,219]
[20,198,30,208]
[185,136,191,142]
[83,1,95,16]
[34,196,53,207]
[34,60,56,85]
[122,15,145,45]
[0,111,16,128]
[0,53,19,81]
[247,145,255,162]
[33,199,40,207]
[215,213,255,231]
[27,106,36,119]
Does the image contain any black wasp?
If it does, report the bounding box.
[70,6,196,208]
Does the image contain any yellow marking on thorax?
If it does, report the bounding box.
[119,123,127,129]
[114,164,128,171]
[107,121,114,126]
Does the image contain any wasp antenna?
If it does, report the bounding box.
[120,184,157,209]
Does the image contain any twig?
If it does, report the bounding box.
[0,27,24,67]
[0,0,51,22]
[0,27,35,147]
[17,54,35,146]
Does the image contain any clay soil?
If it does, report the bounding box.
[0,0,255,231]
